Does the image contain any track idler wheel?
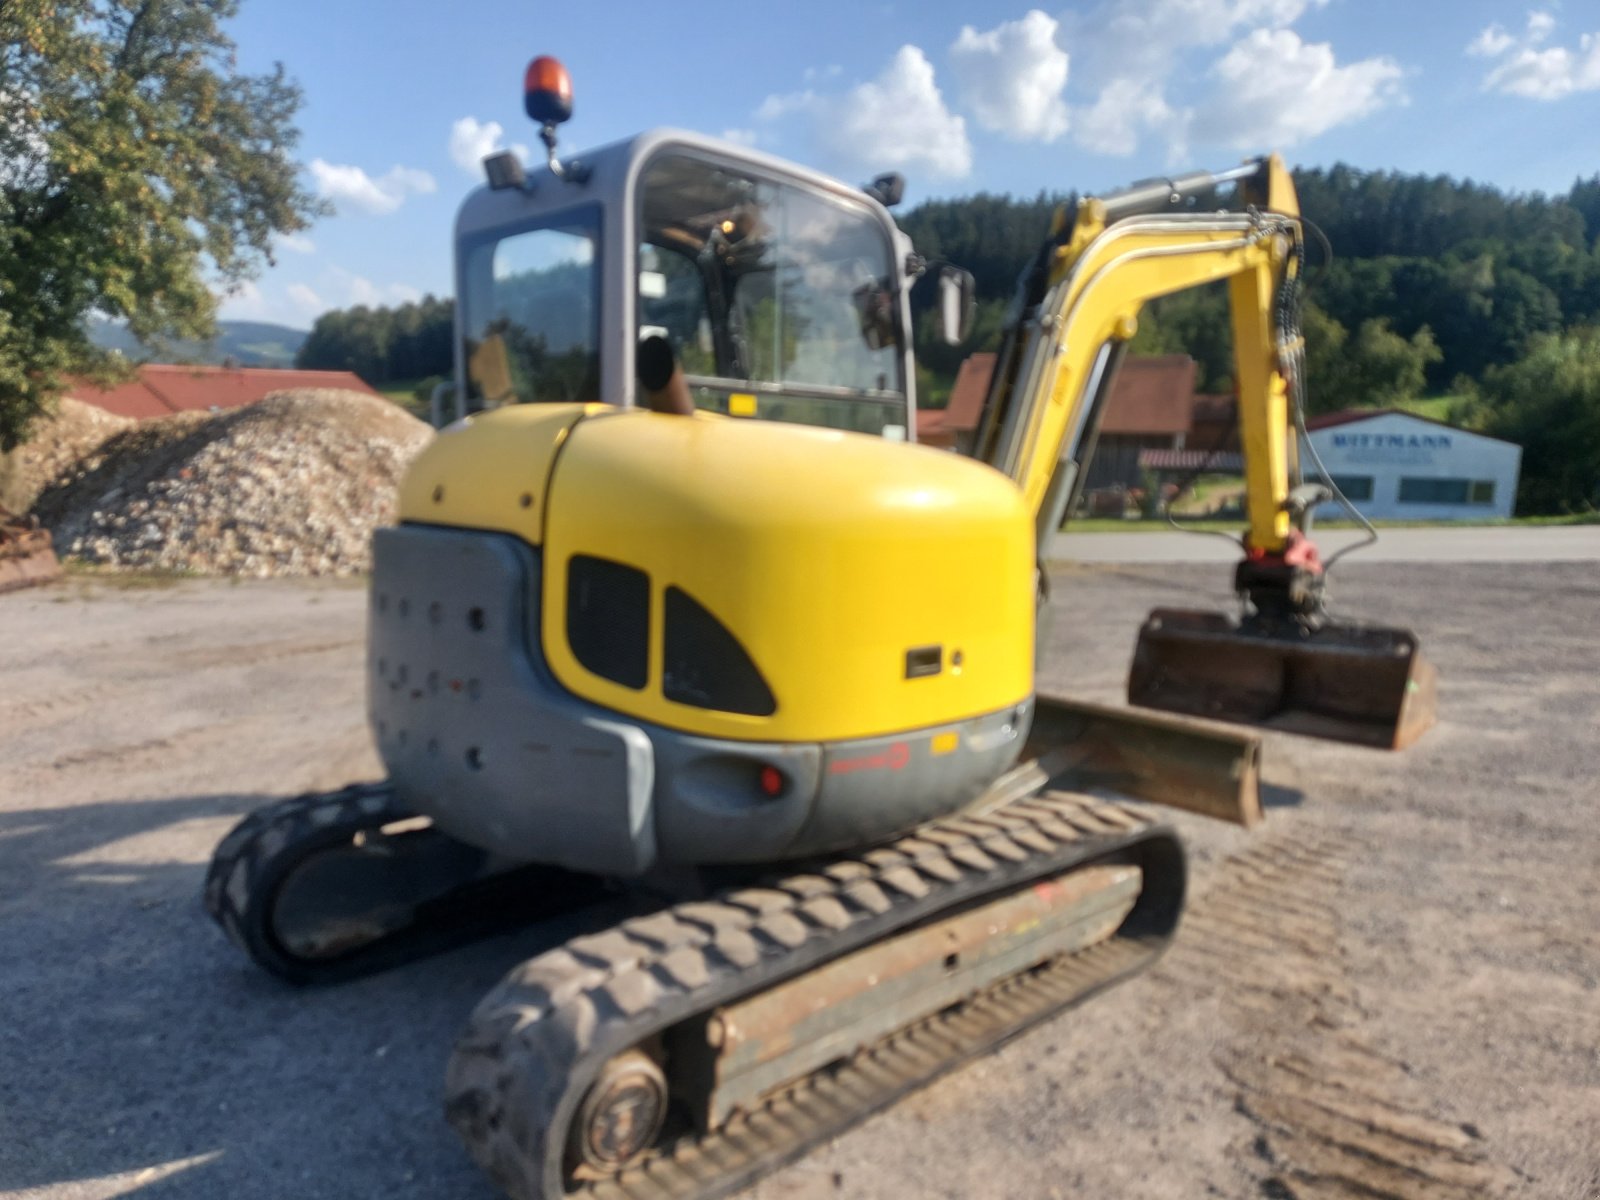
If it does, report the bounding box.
[568,1049,670,1175]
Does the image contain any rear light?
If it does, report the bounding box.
[758,765,786,798]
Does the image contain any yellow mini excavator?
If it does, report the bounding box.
[205,58,1434,1200]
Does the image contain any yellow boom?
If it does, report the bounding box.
[975,154,1304,558]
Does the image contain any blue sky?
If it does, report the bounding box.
[220,0,1600,330]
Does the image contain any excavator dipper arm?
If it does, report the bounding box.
[973,155,1435,749]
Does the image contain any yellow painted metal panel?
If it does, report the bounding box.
[1229,266,1292,552]
[544,412,1035,742]
[396,403,606,542]
[728,393,758,417]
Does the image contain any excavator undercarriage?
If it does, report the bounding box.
[207,695,1248,1198]
[447,793,1182,1200]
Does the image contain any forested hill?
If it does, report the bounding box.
[296,163,1600,512]
[898,165,1600,406]
[893,164,1600,513]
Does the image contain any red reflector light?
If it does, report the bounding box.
[524,55,574,126]
[759,765,785,798]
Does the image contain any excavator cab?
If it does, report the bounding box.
[452,106,920,439]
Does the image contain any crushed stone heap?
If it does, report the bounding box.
[32,389,433,577]
[1,398,130,513]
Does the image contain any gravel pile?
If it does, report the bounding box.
[1,398,130,512]
[32,389,433,576]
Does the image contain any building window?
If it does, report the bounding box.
[1469,480,1496,505]
[1329,474,1374,502]
[1398,477,1471,505]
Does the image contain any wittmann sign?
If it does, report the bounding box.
[1329,430,1452,465]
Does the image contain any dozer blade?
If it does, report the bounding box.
[0,546,61,593]
[0,507,62,594]
[1128,608,1437,750]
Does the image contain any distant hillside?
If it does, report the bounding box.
[87,317,308,368]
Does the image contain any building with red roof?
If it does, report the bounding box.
[916,353,996,452]
[916,353,1200,490]
[67,365,380,420]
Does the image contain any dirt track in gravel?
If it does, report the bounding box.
[2,560,1597,1199]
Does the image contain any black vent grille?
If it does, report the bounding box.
[664,587,776,716]
[567,555,649,689]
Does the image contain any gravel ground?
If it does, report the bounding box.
[1,560,1597,1199]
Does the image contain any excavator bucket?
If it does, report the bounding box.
[0,507,62,595]
[1128,608,1437,750]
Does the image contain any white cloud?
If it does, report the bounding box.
[1468,25,1517,58]
[1058,0,1353,156]
[756,46,972,179]
[219,280,268,321]
[336,270,424,308]
[218,270,429,327]
[286,283,323,313]
[949,11,1071,142]
[756,90,818,121]
[831,47,971,177]
[309,159,436,215]
[1193,28,1403,149]
[448,117,530,176]
[1469,12,1600,100]
[720,128,759,147]
[1065,0,1323,93]
[1073,79,1187,158]
[276,233,315,255]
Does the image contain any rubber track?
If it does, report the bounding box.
[446,790,1184,1200]
[205,782,612,985]
[204,781,408,983]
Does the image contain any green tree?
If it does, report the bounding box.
[1300,301,1348,412]
[1128,285,1233,392]
[0,0,321,448]
[1480,329,1600,514]
[1315,318,1442,411]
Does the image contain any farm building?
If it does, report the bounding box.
[1302,409,1521,521]
[67,365,379,419]
[916,353,1202,486]
[916,353,995,453]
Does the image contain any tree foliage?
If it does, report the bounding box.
[1317,318,1442,412]
[0,0,320,449]
[1478,329,1600,514]
[893,163,1600,413]
[296,296,454,384]
[1128,286,1235,392]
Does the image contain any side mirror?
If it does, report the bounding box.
[864,172,905,208]
[938,266,976,345]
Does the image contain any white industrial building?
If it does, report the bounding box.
[1301,410,1522,522]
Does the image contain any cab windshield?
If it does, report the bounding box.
[638,153,906,437]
